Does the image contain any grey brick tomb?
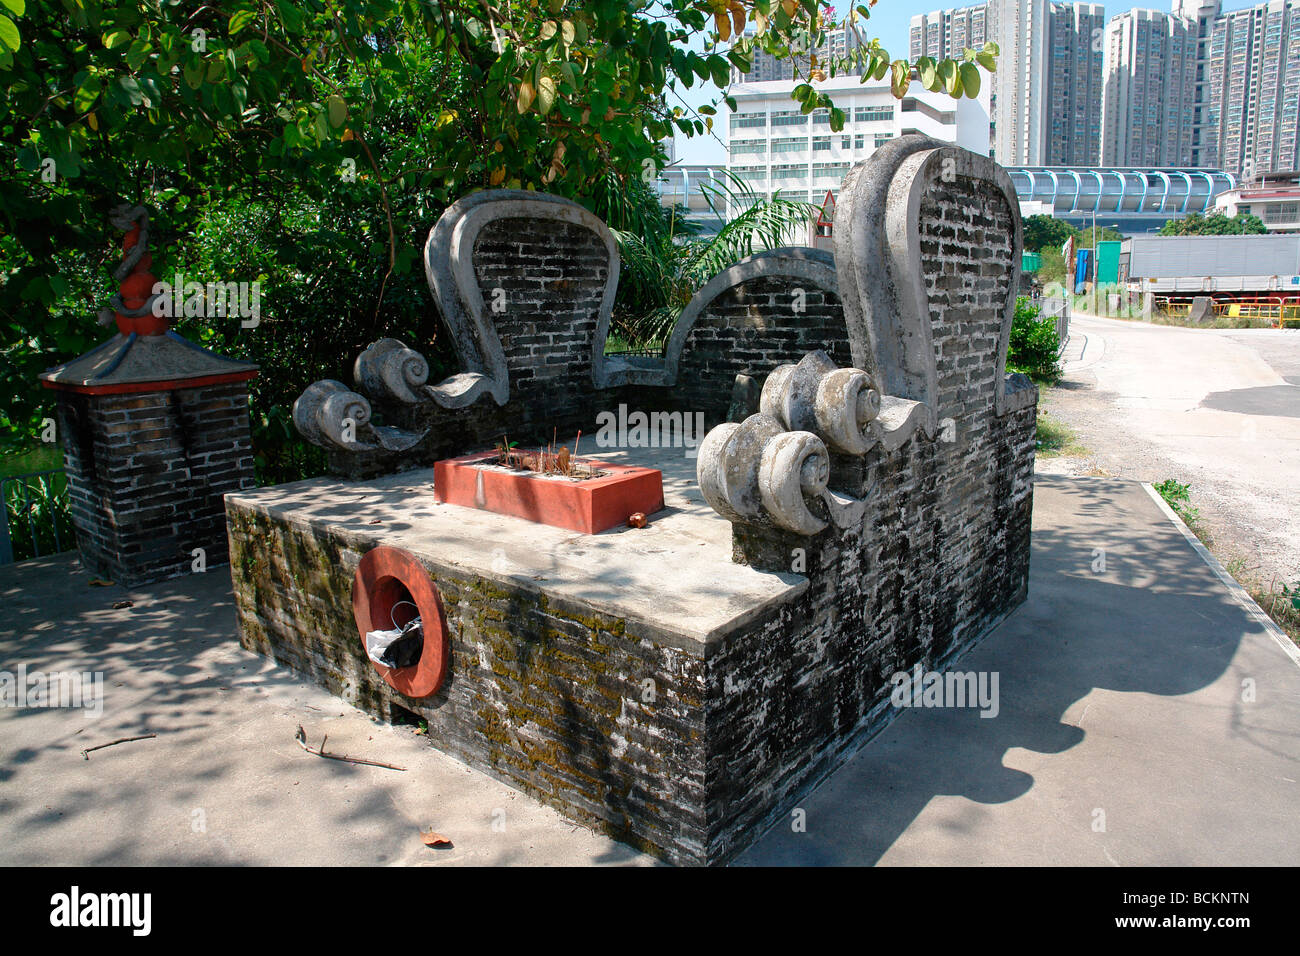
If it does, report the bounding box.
[227,136,1037,865]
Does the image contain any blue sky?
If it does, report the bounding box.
[671,0,1263,166]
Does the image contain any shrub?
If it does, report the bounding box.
[1154,478,1200,527]
[1007,296,1062,384]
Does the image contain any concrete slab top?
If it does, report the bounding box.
[226,443,806,652]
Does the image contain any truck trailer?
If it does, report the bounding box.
[1120,234,1300,296]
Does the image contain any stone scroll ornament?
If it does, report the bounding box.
[696,350,931,535]
[697,135,1032,537]
[292,191,619,453]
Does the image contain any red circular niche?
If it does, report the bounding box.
[352,546,448,699]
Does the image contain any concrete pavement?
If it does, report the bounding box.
[739,477,1300,865]
[1,476,1297,865]
[1044,314,1300,583]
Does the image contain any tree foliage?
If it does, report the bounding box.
[1022,214,1124,252]
[1157,210,1268,236]
[1,0,996,464]
[1022,214,1076,253]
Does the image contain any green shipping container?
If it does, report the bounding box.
[1095,240,1121,284]
[1021,251,1042,272]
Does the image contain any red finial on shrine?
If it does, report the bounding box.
[109,205,168,336]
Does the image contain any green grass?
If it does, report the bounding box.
[1149,312,1278,330]
[0,444,62,480]
[1,444,73,561]
[1252,580,1300,646]
[603,333,665,355]
[1035,412,1087,458]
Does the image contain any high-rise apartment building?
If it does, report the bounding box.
[1100,10,1199,167]
[994,0,1105,166]
[1200,0,1300,180]
[736,25,867,83]
[910,4,996,147]
[909,5,991,59]
[914,2,1102,165]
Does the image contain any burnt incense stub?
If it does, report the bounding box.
[40,205,258,586]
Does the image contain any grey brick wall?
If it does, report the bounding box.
[228,506,711,864]
[331,217,618,479]
[676,276,851,423]
[919,176,1016,425]
[58,382,255,586]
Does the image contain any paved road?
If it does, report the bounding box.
[1041,315,1300,586]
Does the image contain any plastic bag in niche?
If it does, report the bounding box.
[365,600,424,668]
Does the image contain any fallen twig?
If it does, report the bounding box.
[294,725,406,771]
[81,733,156,760]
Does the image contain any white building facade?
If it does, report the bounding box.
[725,76,991,213]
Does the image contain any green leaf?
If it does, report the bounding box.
[561,20,574,45]
[959,62,980,98]
[890,59,910,98]
[536,75,557,114]
[102,29,130,50]
[74,76,102,113]
[115,76,144,106]
[21,276,52,303]
[937,59,955,93]
[708,54,729,89]
[15,145,39,171]
[230,10,256,35]
[1,0,24,15]
[183,58,204,89]
[327,94,347,128]
[126,38,152,70]
[0,14,20,52]
[917,56,936,90]
[976,51,996,72]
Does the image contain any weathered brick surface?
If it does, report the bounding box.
[675,276,851,422]
[59,382,255,585]
[327,228,851,478]
[712,173,1035,858]
[227,508,710,864]
[330,217,617,479]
